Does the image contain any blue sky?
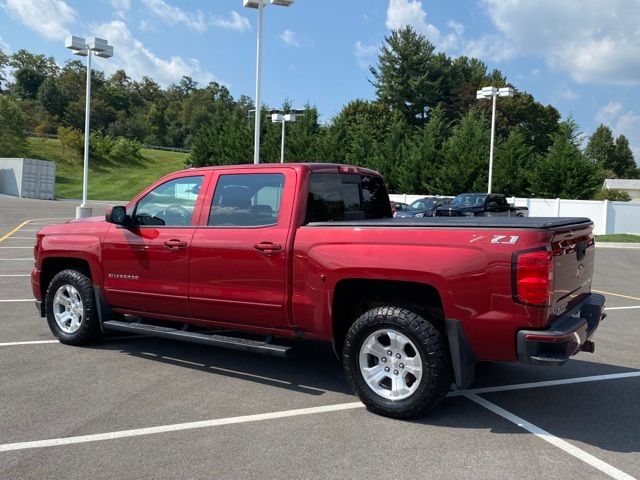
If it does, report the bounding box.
[1,0,639,161]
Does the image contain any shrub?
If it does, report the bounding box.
[108,136,142,163]
[57,126,84,155]
[593,188,632,202]
[89,131,114,162]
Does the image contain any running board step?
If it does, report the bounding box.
[102,320,291,357]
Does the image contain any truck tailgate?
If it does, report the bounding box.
[550,223,595,318]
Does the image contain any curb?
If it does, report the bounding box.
[596,242,640,249]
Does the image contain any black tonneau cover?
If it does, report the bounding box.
[306,217,592,230]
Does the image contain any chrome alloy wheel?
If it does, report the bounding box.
[358,329,423,401]
[52,284,84,334]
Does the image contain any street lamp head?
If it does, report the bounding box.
[88,37,109,53]
[498,87,515,98]
[283,113,297,122]
[95,45,114,58]
[65,35,87,51]
[244,0,294,7]
[271,113,283,122]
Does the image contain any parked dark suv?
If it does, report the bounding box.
[395,197,452,218]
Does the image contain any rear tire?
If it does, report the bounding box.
[343,306,451,419]
[45,269,101,345]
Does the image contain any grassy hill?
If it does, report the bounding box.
[26,137,189,201]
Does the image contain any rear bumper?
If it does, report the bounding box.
[516,293,605,365]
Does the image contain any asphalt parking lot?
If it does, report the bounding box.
[0,195,639,480]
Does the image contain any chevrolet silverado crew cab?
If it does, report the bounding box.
[31,163,605,419]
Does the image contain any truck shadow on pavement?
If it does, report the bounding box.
[95,335,640,454]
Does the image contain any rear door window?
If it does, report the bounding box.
[209,173,285,227]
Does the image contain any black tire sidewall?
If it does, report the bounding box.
[343,307,450,418]
[45,270,99,345]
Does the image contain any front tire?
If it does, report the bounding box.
[343,306,451,419]
[45,269,101,345]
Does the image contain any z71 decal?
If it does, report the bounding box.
[490,235,520,244]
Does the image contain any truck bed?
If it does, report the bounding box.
[307,217,592,229]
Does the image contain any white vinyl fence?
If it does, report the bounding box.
[389,194,640,235]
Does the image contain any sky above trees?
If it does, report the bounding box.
[0,0,639,163]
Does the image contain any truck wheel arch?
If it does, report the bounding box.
[331,278,477,389]
[39,257,94,313]
[331,279,445,354]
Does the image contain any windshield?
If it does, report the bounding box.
[450,194,487,206]
[409,199,437,210]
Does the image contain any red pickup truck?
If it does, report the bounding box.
[31,163,605,418]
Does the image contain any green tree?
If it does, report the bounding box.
[613,135,639,178]
[37,77,67,117]
[584,124,616,168]
[492,129,536,197]
[436,111,490,194]
[0,95,27,156]
[528,120,602,199]
[188,110,252,167]
[370,112,410,190]
[13,67,46,99]
[396,104,449,194]
[9,49,58,75]
[371,26,448,125]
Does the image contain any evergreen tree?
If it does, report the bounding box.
[584,124,616,169]
[396,105,449,194]
[188,110,252,167]
[613,135,639,178]
[370,112,410,190]
[492,129,535,197]
[528,120,602,199]
[371,26,448,125]
[436,111,490,194]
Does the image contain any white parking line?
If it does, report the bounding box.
[450,371,640,396]
[465,393,636,480]
[605,306,640,311]
[0,340,58,347]
[0,299,33,303]
[0,275,30,277]
[0,247,33,249]
[0,402,365,452]
[2,237,35,240]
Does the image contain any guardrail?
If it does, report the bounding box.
[26,133,191,153]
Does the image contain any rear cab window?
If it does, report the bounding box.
[305,172,392,223]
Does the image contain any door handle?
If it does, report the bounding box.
[254,242,282,254]
[164,239,188,250]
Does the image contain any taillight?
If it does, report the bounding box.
[513,249,554,307]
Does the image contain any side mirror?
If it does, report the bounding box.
[106,206,129,226]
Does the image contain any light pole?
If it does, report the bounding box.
[476,86,514,194]
[243,0,295,164]
[65,35,113,218]
[270,109,303,163]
